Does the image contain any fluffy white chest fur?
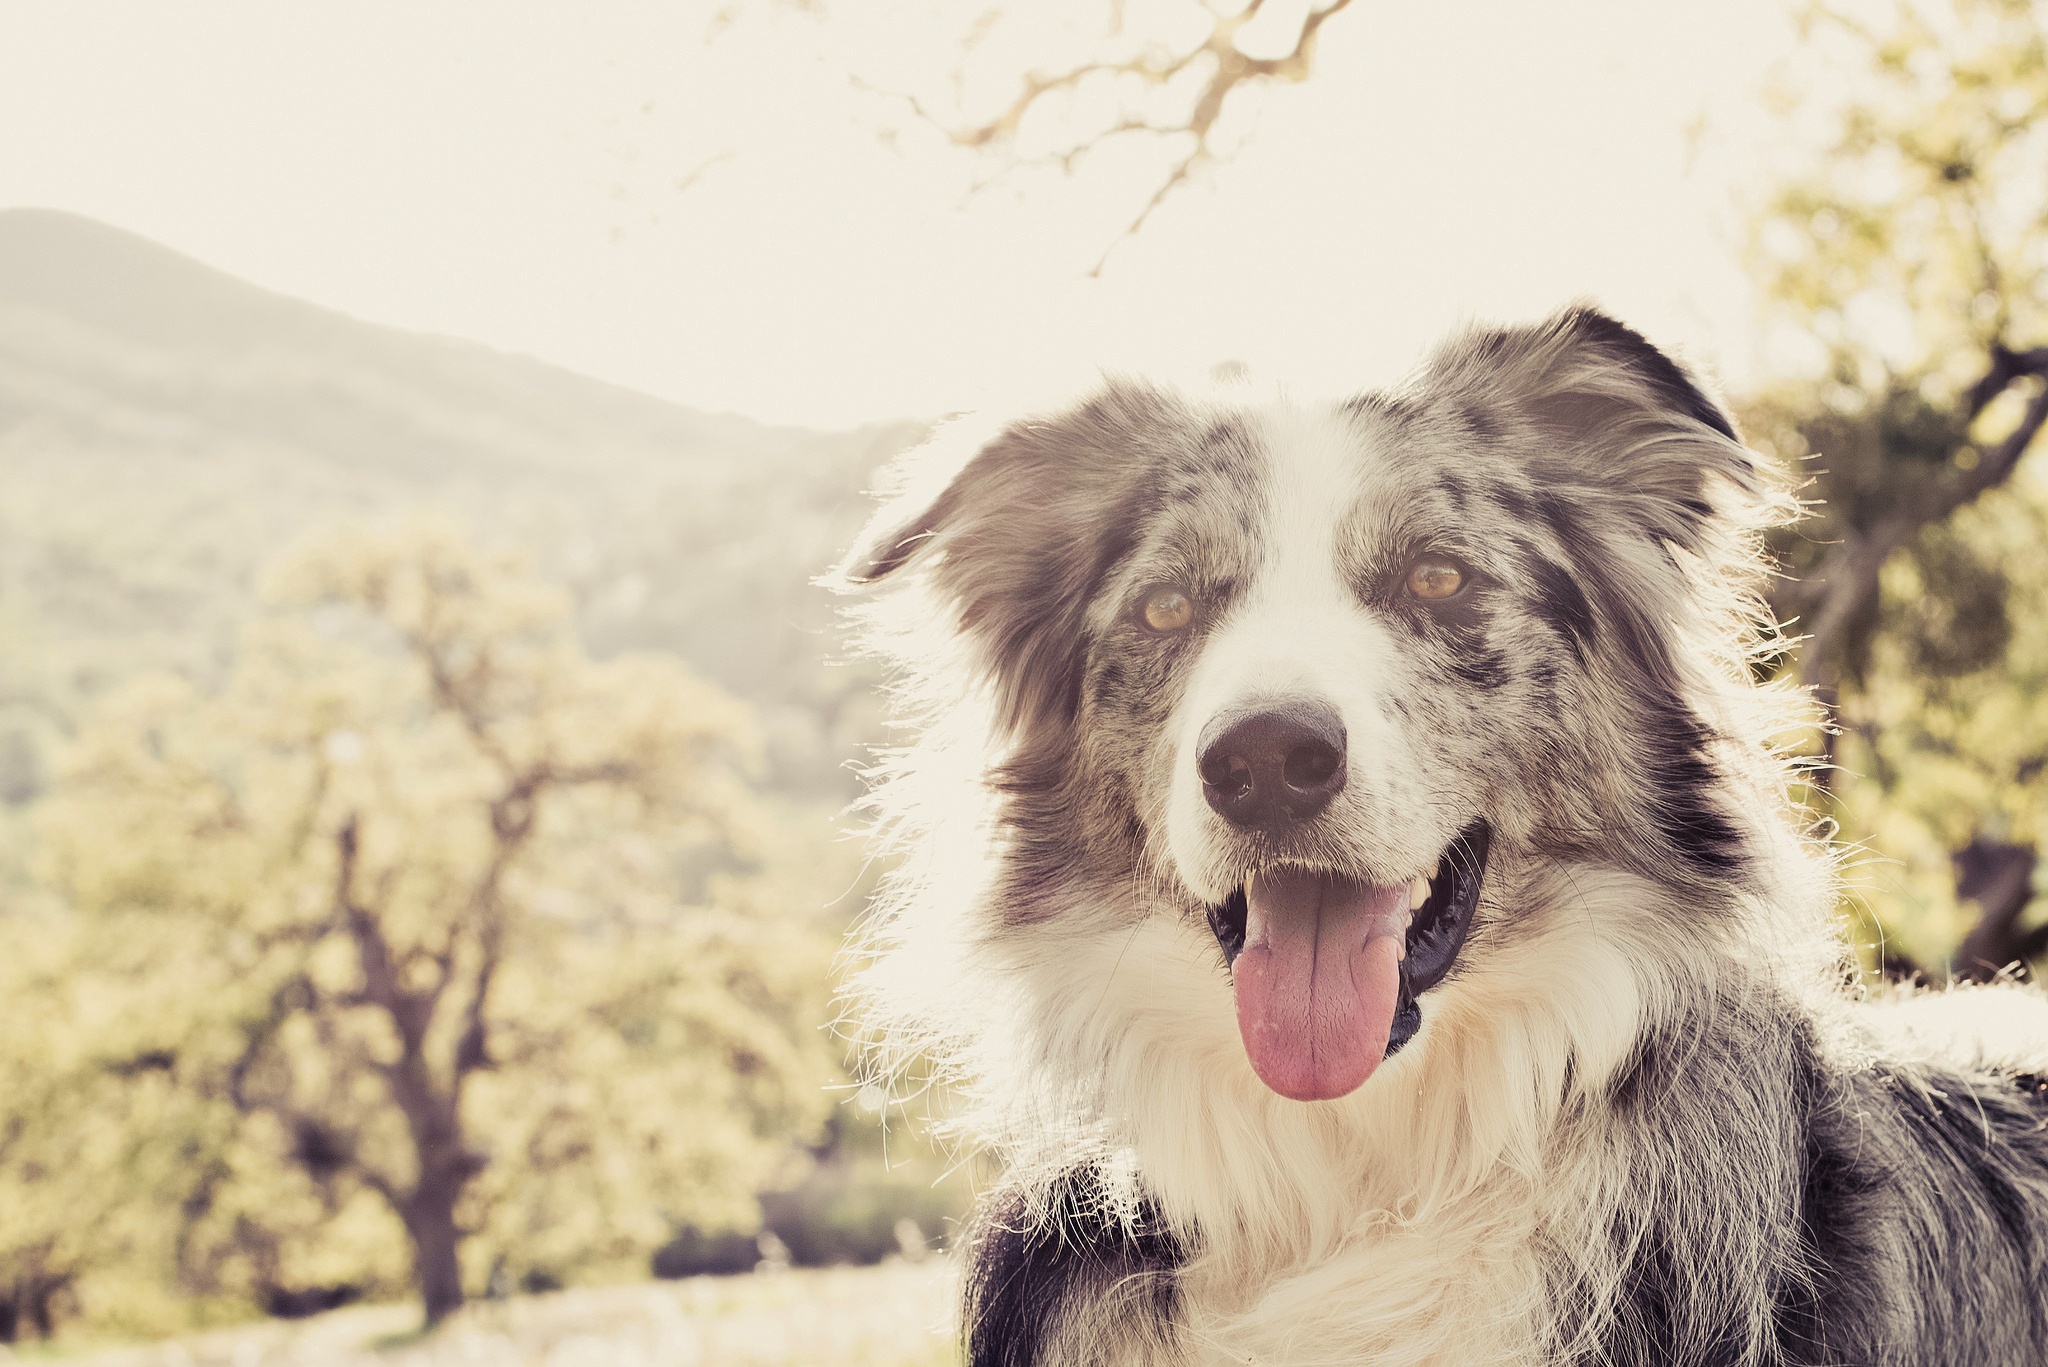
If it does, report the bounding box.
[969,870,1666,1367]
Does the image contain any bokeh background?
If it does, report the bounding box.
[3,1,2048,1362]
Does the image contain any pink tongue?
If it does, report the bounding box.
[1232,871,1408,1101]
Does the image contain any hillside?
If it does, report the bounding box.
[0,209,919,804]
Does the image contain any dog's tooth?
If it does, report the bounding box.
[1409,875,1430,911]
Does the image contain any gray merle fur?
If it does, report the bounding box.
[841,305,2048,1366]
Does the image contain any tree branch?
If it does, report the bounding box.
[335,817,418,1039]
[882,0,1359,270]
[1960,347,2048,490]
[1792,345,2048,694]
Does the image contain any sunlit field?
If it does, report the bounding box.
[39,1264,957,1367]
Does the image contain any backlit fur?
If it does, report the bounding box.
[836,307,2048,1366]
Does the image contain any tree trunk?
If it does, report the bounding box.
[406,1174,467,1327]
[1951,837,2042,982]
[0,1270,70,1342]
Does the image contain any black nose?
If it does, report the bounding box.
[1197,701,1348,829]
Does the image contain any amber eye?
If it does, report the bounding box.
[1141,586,1196,633]
[1405,557,1467,601]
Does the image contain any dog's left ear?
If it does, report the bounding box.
[836,382,1175,737]
[1420,305,1770,552]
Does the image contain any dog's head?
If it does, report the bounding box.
[844,307,1780,1102]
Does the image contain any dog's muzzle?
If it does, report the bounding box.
[1205,821,1492,1101]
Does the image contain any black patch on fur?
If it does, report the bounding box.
[1488,481,1536,523]
[1639,689,1746,878]
[1559,307,1739,442]
[962,1170,1185,1367]
[1462,401,1504,441]
[1611,1223,1764,1366]
[1199,417,1250,454]
[1528,556,1597,660]
[1531,486,1583,547]
[1157,419,1257,510]
[1447,643,1511,691]
[1581,559,1749,884]
[1345,391,1420,425]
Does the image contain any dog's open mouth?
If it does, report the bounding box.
[1205,821,1491,1101]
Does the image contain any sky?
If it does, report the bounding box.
[0,1,1798,429]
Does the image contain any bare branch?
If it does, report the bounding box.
[1087,136,1204,277]
[417,639,517,776]
[1961,349,2048,491]
[356,1164,402,1208]
[334,819,405,1024]
[451,926,500,1081]
[890,0,1360,267]
[673,149,734,194]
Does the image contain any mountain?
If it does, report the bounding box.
[0,208,920,804]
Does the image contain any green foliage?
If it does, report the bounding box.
[1750,0,2048,977]
[3,520,843,1337]
[0,915,230,1340]
[1755,0,2048,389]
[1833,483,2048,965]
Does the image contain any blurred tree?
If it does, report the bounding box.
[33,521,833,1328]
[0,918,221,1342]
[1746,0,2048,978]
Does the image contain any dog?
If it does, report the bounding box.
[836,307,2048,1365]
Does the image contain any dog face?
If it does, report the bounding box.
[847,308,1770,1101]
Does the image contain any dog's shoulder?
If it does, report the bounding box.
[1784,986,2048,1362]
[961,1165,1186,1367]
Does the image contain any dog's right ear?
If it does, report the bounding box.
[837,383,1176,737]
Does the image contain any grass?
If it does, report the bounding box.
[35,1261,960,1367]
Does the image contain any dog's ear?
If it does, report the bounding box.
[838,382,1174,736]
[1420,304,1770,552]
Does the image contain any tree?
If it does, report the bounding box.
[1745,0,2048,978]
[0,917,222,1342]
[33,521,834,1327]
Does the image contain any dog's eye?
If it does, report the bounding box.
[1141,585,1196,633]
[1405,557,1467,602]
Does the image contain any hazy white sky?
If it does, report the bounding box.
[0,1,1795,429]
